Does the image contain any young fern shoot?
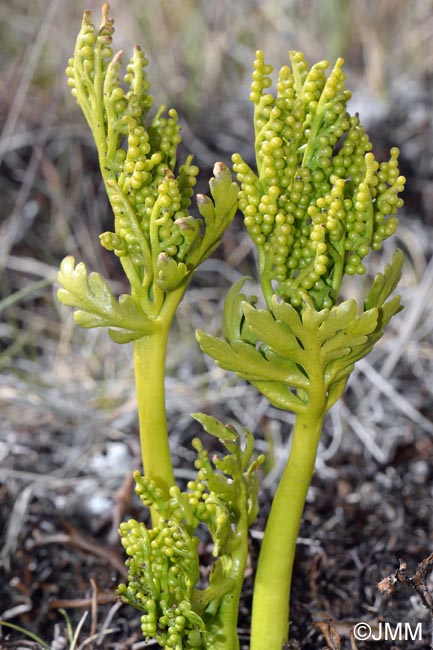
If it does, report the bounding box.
[198,50,405,649]
[118,414,264,650]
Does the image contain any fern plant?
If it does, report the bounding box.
[198,50,405,649]
[58,4,238,516]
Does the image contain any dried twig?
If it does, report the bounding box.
[49,593,117,609]
[378,554,433,649]
[29,521,128,579]
[378,554,433,611]
[315,620,342,650]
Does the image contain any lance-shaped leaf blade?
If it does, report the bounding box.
[364,249,404,311]
[57,256,154,342]
[196,330,308,387]
[322,257,403,407]
[250,379,307,413]
[270,296,305,339]
[191,413,238,443]
[242,301,304,363]
[190,163,239,265]
[222,277,257,343]
[319,305,378,357]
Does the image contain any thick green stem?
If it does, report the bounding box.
[250,409,324,650]
[133,326,175,518]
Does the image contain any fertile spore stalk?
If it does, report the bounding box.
[198,50,405,648]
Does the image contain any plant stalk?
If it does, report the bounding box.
[133,326,175,521]
[214,508,250,650]
[250,409,325,650]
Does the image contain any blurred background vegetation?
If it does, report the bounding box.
[1,1,433,644]
[1,0,432,375]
